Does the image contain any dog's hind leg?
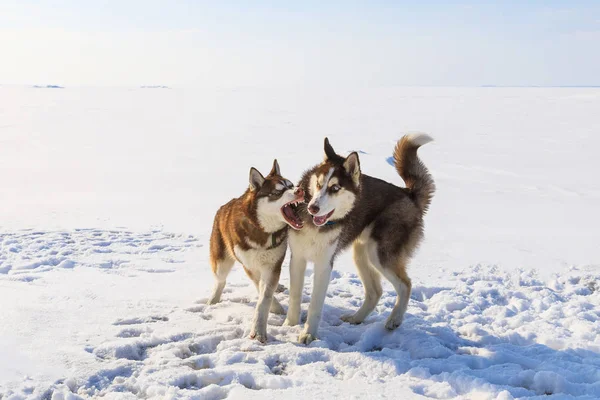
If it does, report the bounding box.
[249,263,283,343]
[341,241,382,324]
[366,243,411,330]
[244,266,285,315]
[269,295,285,315]
[381,262,411,330]
[207,256,235,305]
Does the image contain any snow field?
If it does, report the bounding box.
[1,86,599,399]
[1,230,599,399]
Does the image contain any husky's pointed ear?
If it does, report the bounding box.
[249,167,265,191]
[268,159,280,176]
[324,137,337,161]
[343,152,361,185]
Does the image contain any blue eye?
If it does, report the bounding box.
[330,185,341,192]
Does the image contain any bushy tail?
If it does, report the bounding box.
[393,133,435,214]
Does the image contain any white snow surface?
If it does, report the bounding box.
[1,86,599,399]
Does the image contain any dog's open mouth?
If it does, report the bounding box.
[281,200,304,230]
[312,209,334,227]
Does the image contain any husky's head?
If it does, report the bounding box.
[306,138,360,227]
[249,159,305,232]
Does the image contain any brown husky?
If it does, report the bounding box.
[208,159,304,343]
[283,134,435,344]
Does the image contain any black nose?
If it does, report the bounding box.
[308,204,320,214]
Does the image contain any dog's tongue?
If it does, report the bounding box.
[313,210,334,226]
[313,215,328,226]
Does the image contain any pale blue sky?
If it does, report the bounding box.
[1,1,598,87]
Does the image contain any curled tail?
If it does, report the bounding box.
[393,133,435,214]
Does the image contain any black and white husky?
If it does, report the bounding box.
[283,134,435,344]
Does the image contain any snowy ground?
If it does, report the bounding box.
[1,86,599,399]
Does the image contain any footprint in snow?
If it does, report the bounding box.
[112,315,169,326]
[116,327,148,338]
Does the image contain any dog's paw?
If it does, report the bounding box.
[283,317,298,327]
[276,283,286,293]
[270,300,286,315]
[298,332,317,345]
[340,313,363,325]
[249,330,268,344]
[384,317,402,331]
[206,297,220,305]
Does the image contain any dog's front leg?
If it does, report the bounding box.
[249,264,281,343]
[298,253,335,344]
[284,253,306,326]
